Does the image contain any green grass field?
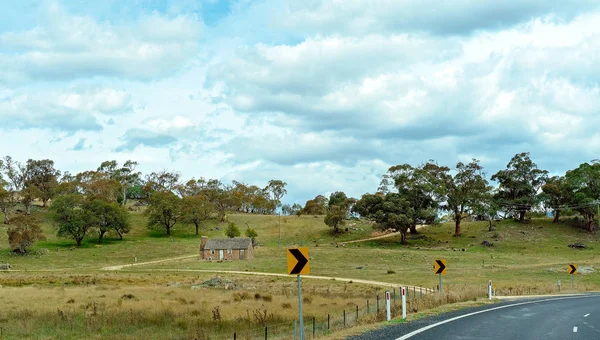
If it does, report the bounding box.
[0,206,598,339]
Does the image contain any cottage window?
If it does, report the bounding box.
[228,249,232,254]
[211,250,215,255]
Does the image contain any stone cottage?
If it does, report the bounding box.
[200,236,254,260]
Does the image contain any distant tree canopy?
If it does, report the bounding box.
[324,205,346,233]
[441,160,490,236]
[491,152,548,222]
[145,191,182,236]
[301,195,328,215]
[353,192,412,244]
[565,161,600,232]
[4,152,600,247]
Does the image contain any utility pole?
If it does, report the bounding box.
[278,211,281,247]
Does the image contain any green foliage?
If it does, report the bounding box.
[7,214,45,254]
[301,195,328,215]
[181,194,214,235]
[491,152,548,222]
[0,184,16,224]
[50,194,94,246]
[88,199,130,243]
[145,191,182,236]
[282,203,302,216]
[25,159,61,207]
[353,192,412,243]
[565,161,600,232]
[225,222,241,238]
[265,180,287,210]
[328,192,348,208]
[324,205,346,233]
[245,227,258,244]
[441,159,490,236]
[541,176,571,223]
[378,162,446,233]
[74,171,122,202]
[97,160,141,206]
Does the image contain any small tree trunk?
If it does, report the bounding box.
[76,238,82,247]
[519,210,526,222]
[166,225,171,236]
[43,199,49,207]
[454,217,461,236]
[195,222,200,236]
[98,231,106,244]
[488,217,493,231]
[400,229,407,244]
[25,204,31,215]
[3,211,10,224]
[116,229,123,240]
[553,210,560,223]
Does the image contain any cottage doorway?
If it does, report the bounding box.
[219,250,224,260]
[240,249,245,260]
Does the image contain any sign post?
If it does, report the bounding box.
[434,259,447,296]
[288,248,310,340]
[401,287,406,319]
[488,280,492,300]
[569,264,577,288]
[385,291,391,321]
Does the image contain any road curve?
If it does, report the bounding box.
[349,294,600,340]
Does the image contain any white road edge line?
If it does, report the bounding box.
[584,313,590,317]
[395,295,592,340]
[573,326,578,333]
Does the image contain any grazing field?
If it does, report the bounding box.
[0,206,599,339]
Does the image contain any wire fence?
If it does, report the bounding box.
[194,279,595,339]
[197,285,451,339]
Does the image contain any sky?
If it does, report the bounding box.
[1,0,600,206]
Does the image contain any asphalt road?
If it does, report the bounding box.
[349,294,600,340]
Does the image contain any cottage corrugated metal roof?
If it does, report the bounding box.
[204,238,252,250]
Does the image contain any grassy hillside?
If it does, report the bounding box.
[0,207,598,288]
[0,207,598,339]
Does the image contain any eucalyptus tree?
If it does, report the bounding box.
[491,152,548,222]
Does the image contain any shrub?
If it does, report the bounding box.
[387,270,396,274]
[225,222,241,238]
[245,228,258,245]
[281,302,292,309]
[7,215,45,254]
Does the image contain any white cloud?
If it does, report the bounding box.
[2,0,600,205]
[59,88,132,114]
[199,9,600,186]
[0,93,102,133]
[0,3,203,83]
[275,0,600,36]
